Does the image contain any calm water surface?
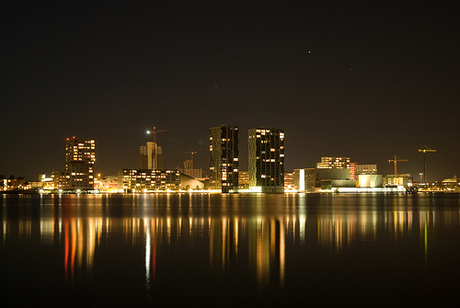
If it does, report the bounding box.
[1,193,460,306]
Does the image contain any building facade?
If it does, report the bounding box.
[293,168,316,192]
[179,173,205,190]
[139,142,163,170]
[358,174,383,188]
[356,164,378,175]
[316,157,350,169]
[350,162,357,180]
[63,137,96,190]
[118,169,180,192]
[238,171,249,189]
[1,176,27,191]
[315,169,355,189]
[284,171,295,191]
[209,125,239,193]
[180,159,203,178]
[384,174,412,187]
[248,128,285,193]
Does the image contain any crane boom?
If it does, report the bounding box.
[388,155,408,179]
[146,126,169,170]
[184,149,197,175]
[147,126,169,144]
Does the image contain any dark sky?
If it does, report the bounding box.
[1,0,459,181]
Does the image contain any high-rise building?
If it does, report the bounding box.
[139,142,163,170]
[248,128,285,193]
[209,125,239,193]
[64,136,96,190]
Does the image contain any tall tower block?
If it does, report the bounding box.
[248,128,285,193]
[209,125,239,193]
[65,136,96,190]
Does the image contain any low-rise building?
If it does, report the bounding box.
[316,157,350,169]
[118,169,181,192]
[95,175,119,192]
[384,174,412,186]
[356,164,378,175]
[179,174,205,190]
[358,174,383,188]
[293,168,316,192]
[315,168,356,189]
[1,176,27,191]
[238,171,249,189]
[284,171,294,191]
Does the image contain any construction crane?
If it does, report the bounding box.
[184,149,197,176]
[418,145,436,183]
[388,155,409,181]
[146,126,169,144]
[146,126,169,170]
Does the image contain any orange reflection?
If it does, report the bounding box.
[62,217,104,281]
[2,194,460,290]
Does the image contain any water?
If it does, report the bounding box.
[1,193,460,306]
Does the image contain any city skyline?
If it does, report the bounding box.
[1,1,458,180]
[0,128,452,186]
[0,124,455,182]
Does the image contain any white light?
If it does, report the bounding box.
[299,169,305,191]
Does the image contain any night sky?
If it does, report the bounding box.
[1,1,458,181]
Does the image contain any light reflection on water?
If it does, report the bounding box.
[1,193,460,306]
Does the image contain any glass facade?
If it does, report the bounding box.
[248,128,285,193]
[209,125,239,193]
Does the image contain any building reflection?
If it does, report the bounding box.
[1,194,460,286]
[62,217,105,280]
